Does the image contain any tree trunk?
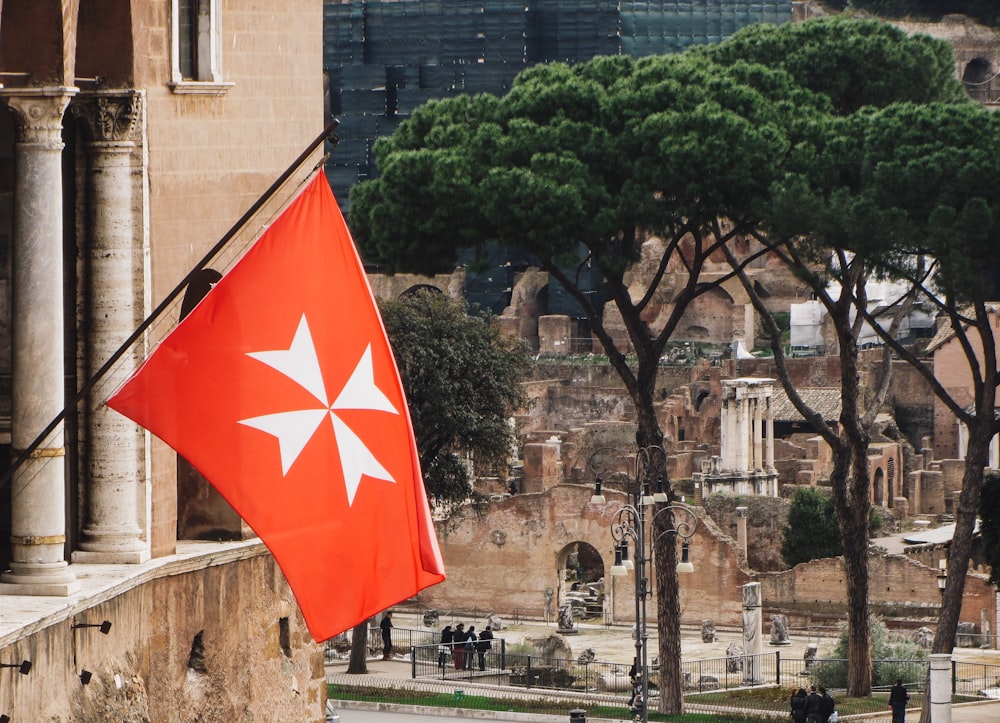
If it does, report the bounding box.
[633,389,687,715]
[842,441,873,697]
[347,620,369,674]
[918,420,992,723]
[653,507,683,714]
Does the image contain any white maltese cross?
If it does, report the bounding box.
[239,314,399,505]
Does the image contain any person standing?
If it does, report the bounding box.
[463,625,477,670]
[453,623,466,669]
[790,687,808,722]
[804,685,824,723]
[439,624,453,668]
[818,685,836,722]
[477,625,493,671]
[889,679,910,723]
[380,612,393,660]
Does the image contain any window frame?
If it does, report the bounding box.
[169,0,233,95]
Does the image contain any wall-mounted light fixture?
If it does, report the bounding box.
[72,620,112,635]
[0,660,31,675]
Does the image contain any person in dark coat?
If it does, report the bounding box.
[463,625,477,670]
[439,625,453,668]
[818,685,836,722]
[889,679,910,722]
[379,612,393,660]
[476,625,493,671]
[804,685,824,723]
[790,687,808,721]
[452,623,466,669]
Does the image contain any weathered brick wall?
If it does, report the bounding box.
[759,554,996,634]
[422,485,750,628]
[0,551,324,722]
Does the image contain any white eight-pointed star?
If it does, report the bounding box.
[238,314,399,505]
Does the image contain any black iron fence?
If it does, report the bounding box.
[411,641,639,695]
[324,626,439,664]
[326,627,1000,711]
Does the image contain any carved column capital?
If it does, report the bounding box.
[0,87,77,146]
[70,90,143,144]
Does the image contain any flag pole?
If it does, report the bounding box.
[4,119,340,487]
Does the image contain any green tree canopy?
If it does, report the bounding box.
[698,16,967,114]
[782,486,844,567]
[980,472,1000,587]
[380,290,528,507]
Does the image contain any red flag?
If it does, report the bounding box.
[107,174,445,641]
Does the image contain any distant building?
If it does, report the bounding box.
[323,0,793,213]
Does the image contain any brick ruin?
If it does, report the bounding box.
[374,250,998,644]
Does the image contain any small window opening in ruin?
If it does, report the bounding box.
[188,630,208,673]
[279,616,292,658]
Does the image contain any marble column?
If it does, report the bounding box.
[735,396,749,471]
[766,397,776,473]
[70,90,149,564]
[0,88,80,595]
[722,394,736,470]
[742,581,762,683]
[752,397,763,472]
[735,505,748,559]
[929,653,952,723]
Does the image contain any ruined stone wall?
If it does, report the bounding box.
[422,485,749,627]
[759,554,996,635]
[0,550,324,722]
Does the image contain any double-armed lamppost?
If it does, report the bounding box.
[589,446,699,722]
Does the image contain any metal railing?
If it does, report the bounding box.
[324,626,439,664]
[325,627,1000,709]
[411,641,640,695]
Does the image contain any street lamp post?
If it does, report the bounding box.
[589,446,699,722]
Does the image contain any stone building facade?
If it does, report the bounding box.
[0,2,326,720]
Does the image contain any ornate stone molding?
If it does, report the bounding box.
[70,89,143,144]
[0,87,77,147]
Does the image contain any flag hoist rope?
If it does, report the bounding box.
[2,119,341,493]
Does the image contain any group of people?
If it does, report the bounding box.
[791,679,910,723]
[789,685,837,723]
[439,623,494,671]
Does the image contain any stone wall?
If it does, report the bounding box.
[759,554,996,635]
[422,485,750,627]
[0,548,324,722]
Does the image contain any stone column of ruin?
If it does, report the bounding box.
[752,396,763,472]
[765,394,776,474]
[735,392,749,472]
[71,90,149,564]
[0,89,80,595]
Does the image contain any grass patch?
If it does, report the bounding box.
[327,683,774,721]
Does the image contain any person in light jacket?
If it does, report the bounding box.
[463,625,477,670]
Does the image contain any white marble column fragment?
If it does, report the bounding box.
[742,581,763,683]
[929,653,952,723]
[721,392,735,470]
[735,393,749,471]
[735,505,748,558]
[766,394,776,473]
[71,90,149,564]
[752,397,763,472]
[0,88,80,595]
